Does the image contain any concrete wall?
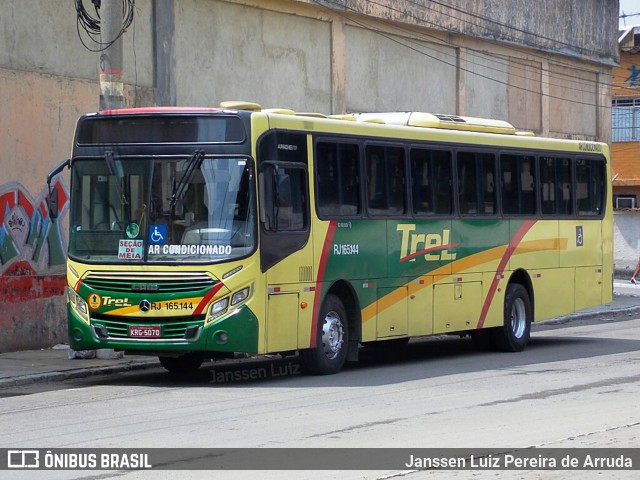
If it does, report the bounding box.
[0,0,155,351]
[614,212,640,276]
[173,1,332,110]
[0,0,620,351]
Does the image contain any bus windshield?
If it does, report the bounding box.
[68,154,256,263]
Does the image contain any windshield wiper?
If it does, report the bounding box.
[105,150,128,206]
[170,149,205,207]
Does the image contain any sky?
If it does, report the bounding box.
[619,0,640,27]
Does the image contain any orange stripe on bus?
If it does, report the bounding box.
[361,225,569,324]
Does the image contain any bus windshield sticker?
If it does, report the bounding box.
[147,244,233,256]
[148,225,167,244]
[118,239,144,260]
[126,223,140,239]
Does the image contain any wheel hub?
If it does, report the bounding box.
[321,311,344,360]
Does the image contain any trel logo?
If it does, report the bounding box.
[102,296,132,307]
[397,224,459,263]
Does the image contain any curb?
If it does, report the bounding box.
[0,359,160,390]
[536,303,640,328]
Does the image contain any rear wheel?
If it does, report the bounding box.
[492,284,531,352]
[159,353,204,373]
[299,294,348,375]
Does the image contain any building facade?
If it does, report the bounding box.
[0,0,619,351]
[612,25,640,206]
[612,25,640,274]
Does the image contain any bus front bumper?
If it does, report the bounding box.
[67,304,259,354]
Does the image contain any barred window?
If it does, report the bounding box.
[612,98,640,142]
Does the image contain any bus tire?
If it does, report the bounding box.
[492,283,531,352]
[299,294,349,375]
[159,353,204,373]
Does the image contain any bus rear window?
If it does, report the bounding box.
[77,116,246,144]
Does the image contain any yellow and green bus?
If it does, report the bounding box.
[47,102,612,375]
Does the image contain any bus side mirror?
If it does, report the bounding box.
[49,187,59,220]
[46,159,70,220]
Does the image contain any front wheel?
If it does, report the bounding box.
[492,284,531,352]
[299,294,349,375]
[159,353,204,373]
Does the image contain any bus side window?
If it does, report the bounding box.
[457,152,478,214]
[411,149,432,214]
[576,158,605,216]
[540,156,572,216]
[316,141,360,217]
[365,144,406,216]
[457,151,496,216]
[540,157,557,215]
[501,153,536,215]
[411,148,452,215]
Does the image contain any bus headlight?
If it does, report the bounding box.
[67,286,76,305]
[231,287,251,306]
[76,297,89,317]
[208,297,229,323]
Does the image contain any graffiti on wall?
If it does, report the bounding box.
[0,180,68,280]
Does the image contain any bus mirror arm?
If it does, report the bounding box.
[46,159,70,220]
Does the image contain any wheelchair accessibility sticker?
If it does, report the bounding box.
[149,225,167,244]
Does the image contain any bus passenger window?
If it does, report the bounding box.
[411,148,452,215]
[576,159,605,216]
[315,142,360,217]
[457,153,477,214]
[457,151,496,216]
[365,145,406,216]
[540,156,572,216]
[500,154,536,215]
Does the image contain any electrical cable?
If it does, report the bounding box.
[360,0,615,93]
[318,0,613,95]
[75,0,135,52]
[420,0,607,58]
[311,0,614,110]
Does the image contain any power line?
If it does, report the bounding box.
[311,0,612,110]
[352,0,611,97]
[620,12,640,22]
[421,0,608,58]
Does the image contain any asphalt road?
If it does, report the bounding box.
[1,312,640,479]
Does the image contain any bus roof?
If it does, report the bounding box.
[98,106,225,115]
[218,101,524,136]
[97,102,521,135]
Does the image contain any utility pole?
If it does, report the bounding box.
[99,0,125,110]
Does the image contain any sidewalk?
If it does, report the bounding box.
[1,280,640,389]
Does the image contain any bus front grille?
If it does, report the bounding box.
[83,271,216,294]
